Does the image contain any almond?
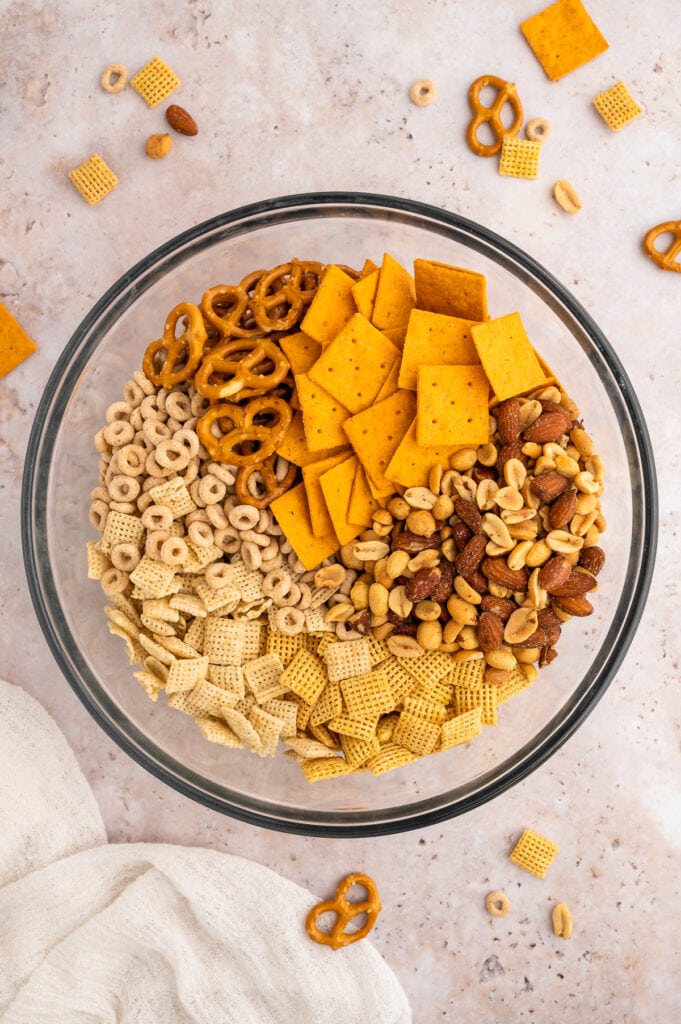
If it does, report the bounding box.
[404,567,441,602]
[523,409,572,444]
[550,570,597,599]
[454,497,482,534]
[496,442,525,477]
[537,607,562,644]
[455,534,487,577]
[480,595,516,622]
[429,558,455,602]
[540,644,558,666]
[512,627,548,649]
[496,399,521,445]
[481,557,529,591]
[478,611,504,652]
[530,472,569,503]
[348,608,371,634]
[452,521,473,552]
[166,104,199,136]
[537,555,572,593]
[549,489,578,529]
[472,464,497,484]
[393,530,440,554]
[578,546,606,576]
[551,595,594,616]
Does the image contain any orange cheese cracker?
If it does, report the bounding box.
[351,269,379,320]
[319,455,364,544]
[347,464,383,527]
[373,357,401,402]
[296,373,352,451]
[371,253,416,331]
[414,259,488,321]
[0,302,37,378]
[416,365,490,447]
[381,324,408,350]
[398,309,479,390]
[520,0,608,82]
[385,420,463,488]
[343,390,415,494]
[307,313,399,415]
[301,265,356,347]
[270,483,339,570]
[471,312,547,401]
[302,453,352,538]
[279,332,322,374]
[276,412,349,467]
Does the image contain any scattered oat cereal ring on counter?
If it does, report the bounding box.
[100,64,128,93]
[486,891,511,917]
[68,153,118,206]
[409,79,436,106]
[305,873,382,950]
[466,74,524,157]
[525,117,552,143]
[642,220,681,273]
[130,56,180,108]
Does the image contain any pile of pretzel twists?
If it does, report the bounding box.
[142,260,326,509]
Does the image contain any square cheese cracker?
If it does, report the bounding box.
[399,309,479,390]
[343,389,416,494]
[301,264,357,346]
[520,0,608,82]
[307,313,399,415]
[471,312,547,401]
[416,364,490,447]
[414,259,488,321]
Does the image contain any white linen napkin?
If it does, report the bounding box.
[0,680,411,1023]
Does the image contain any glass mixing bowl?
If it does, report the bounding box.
[22,193,657,836]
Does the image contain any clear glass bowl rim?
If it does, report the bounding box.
[21,192,658,837]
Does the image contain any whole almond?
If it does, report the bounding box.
[496,399,521,445]
[429,558,455,602]
[481,557,529,592]
[523,410,571,444]
[550,570,597,599]
[455,534,487,577]
[530,472,569,503]
[480,594,516,622]
[452,521,473,552]
[393,530,440,554]
[537,555,572,593]
[549,489,578,529]
[405,567,441,602]
[454,497,482,534]
[166,104,199,136]
[579,546,606,576]
[551,595,594,617]
[478,611,504,652]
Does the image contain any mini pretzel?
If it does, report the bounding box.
[143,302,207,388]
[643,220,681,273]
[251,261,310,332]
[466,74,523,157]
[201,284,257,339]
[196,396,292,465]
[235,453,298,509]
[194,338,290,401]
[305,873,382,951]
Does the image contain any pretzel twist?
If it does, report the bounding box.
[235,454,298,509]
[466,74,523,157]
[142,302,207,388]
[643,220,681,273]
[196,396,292,465]
[305,873,382,951]
[194,338,291,402]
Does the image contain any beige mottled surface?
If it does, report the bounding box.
[1,1,680,1020]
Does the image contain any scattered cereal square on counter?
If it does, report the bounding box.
[593,81,643,131]
[510,828,560,878]
[520,0,609,82]
[0,302,37,378]
[499,137,542,180]
[68,153,118,205]
[130,56,180,108]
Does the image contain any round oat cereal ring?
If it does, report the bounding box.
[188,520,214,548]
[141,504,173,532]
[160,536,188,566]
[100,64,128,94]
[101,567,129,595]
[111,543,141,572]
[486,890,511,917]
[273,606,306,635]
[525,117,552,143]
[409,79,436,106]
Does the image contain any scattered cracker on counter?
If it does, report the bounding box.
[593,81,643,131]
[68,153,118,205]
[130,56,180,108]
[509,828,559,878]
[520,0,609,82]
[0,302,37,378]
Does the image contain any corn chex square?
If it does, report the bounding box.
[300,757,354,782]
[249,705,284,757]
[184,617,206,650]
[367,636,391,667]
[403,650,453,689]
[195,717,244,749]
[339,669,393,720]
[280,649,327,706]
[68,153,118,205]
[499,137,541,180]
[309,679,343,726]
[323,638,372,682]
[444,657,485,690]
[158,635,201,659]
[87,541,110,579]
[265,629,308,666]
[498,665,533,704]
[288,692,314,731]
[309,722,341,750]
[381,656,419,705]
[165,655,209,695]
[403,696,447,725]
[593,81,643,131]
[222,708,262,752]
[168,680,238,719]
[439,707,483,750]
[285,735,339,759]
[243,653,286,703]
[327,715,378,743]
[207,664,245,696]
[262,698,298,737]
[392,711,440,756]
[509,828,560,878]
[100,510,145,556]
[130,56,180,108]
[366,742,417,776]
[148,478,196,519]
[376,713,399,744]
[340,733,380,769]
[203,616,246,666]
[410,679,455,706]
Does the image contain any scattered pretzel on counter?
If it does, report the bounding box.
[643,220,681,273]
[466,74,524,157]
[305,873,382,950]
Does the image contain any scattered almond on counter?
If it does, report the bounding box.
[166,104,199,136]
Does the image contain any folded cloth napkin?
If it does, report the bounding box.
[0,681,411,1023]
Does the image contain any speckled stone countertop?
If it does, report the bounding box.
[1,1,680,1020]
